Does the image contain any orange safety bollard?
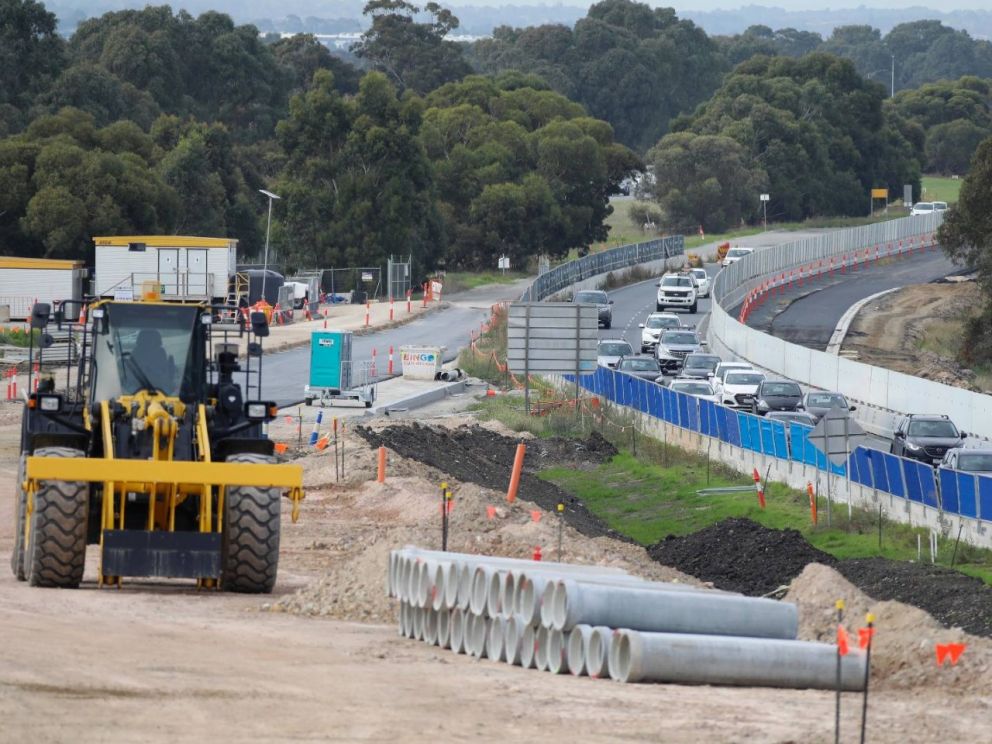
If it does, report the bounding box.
[388,346,394,375]
[389,297,394,321]
[407,290,412,314]
[506,442,526,503]
[807,481,817,525]
[377,446,387,483]
[365,301,370,327]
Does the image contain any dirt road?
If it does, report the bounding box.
[841,281,984,391]
[1,405,990,743]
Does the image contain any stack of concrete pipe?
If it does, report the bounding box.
[389,546,866,690]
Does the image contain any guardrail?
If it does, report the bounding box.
[520,236,684,302]
[708,214,992,441]
[566,366,991,548]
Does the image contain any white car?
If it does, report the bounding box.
[911,202,934,216]
[690,268,711,298]
[597,339,634,369]
[669,378,720,404]
[933,201,948,212]
[638,312,683,352]
[721,247,754,267]
[716,370,766,409]
[712,361,754,386]
[656,273,698,313]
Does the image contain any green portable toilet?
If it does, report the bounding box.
[309,330,353,392]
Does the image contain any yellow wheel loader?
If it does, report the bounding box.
[10,295,302,592]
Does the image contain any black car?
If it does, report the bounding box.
[680,353,721,380]
[616,356,663,381]
[891,414,967,465]
[753,380,803,415]
[573,289,613,329]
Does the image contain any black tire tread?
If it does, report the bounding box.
[10,454,26,581]
[222,453,281,593]
[26,447,88,588]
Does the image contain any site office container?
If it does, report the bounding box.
[93,235,237,302]
[0,257,86,320]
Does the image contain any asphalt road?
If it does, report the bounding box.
[259,281,528,405]
[736,249,959,350]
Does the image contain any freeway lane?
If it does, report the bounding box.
[259,281,529,405]
[738,249,959,350]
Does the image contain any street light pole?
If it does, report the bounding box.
[259,188,281,304]
[890,55,895,98]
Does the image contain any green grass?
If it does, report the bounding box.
[471,394,992,585]
[0,328,38,348]
[921,175,963,204]
[441,270,527,294]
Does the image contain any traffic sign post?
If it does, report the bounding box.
[760,193,770,230]
[807,409,867,523]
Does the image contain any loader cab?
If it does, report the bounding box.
[89,302,207,403]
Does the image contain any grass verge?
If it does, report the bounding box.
[441,271,526,294]
[921,175,962,204]
[472,393,992,586]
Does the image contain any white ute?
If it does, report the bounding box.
[656,273,698,313]
[721,246,754,267]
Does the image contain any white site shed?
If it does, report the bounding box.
[93,236,238,302]
[0,257,87,321]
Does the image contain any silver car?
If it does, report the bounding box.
[941,448,992,475]
[655,330,705,374]
[597,339,633,369]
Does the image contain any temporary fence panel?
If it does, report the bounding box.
[882,453,906,498]
[979,476,992,522]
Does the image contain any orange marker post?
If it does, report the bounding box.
[377,446,387,483]
[807,481,818,525]
[506,443,526,503]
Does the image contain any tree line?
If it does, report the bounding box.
[2,0,992,270]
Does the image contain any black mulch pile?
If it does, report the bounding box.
[837,558,992,638]
[647,517,837,596]
[355,423,627,541]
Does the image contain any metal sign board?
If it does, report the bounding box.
[870,188,888,199]
[507,302,598,375]
[807,408,867,467]
[498,256,510,270]
[759,193,770,202]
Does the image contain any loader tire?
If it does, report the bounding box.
[26,447,88,588]
[222,453,281,593]
[10,454,26,581]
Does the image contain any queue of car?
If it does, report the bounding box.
[585,264,977,475]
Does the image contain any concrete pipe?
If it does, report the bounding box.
[515,567,634,628]
[388,551,397,597]
[486,569,510,618]
[504,614,526,666]
[535,626,551,671]
[424,608,439,645]
[398,601,411,638]
[437,608,451,649]
[520,624,538,669]
[431,562,453,612]
[540,581,558,628]
[468,614,491,659]
[608,630,867,690]
[450,607,466,654]
[413,607,426,641]
[566,624,594,675]
[399,546,629,577]
[499,572,518,619]
[488,616,507,662]
[444,563,460,609]
[546,629,570,674]
[586,627,614,679]
[553,579,799,639]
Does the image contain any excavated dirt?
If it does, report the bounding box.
[786,563,992,691]
[842,281,983,391]
[837,558,992,638]
[354,423,628,542]
[650,518,992,639]
[647,518,837,596]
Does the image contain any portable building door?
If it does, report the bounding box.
[187,249,209,297]
[158,249,180,297]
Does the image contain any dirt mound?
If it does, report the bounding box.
[787,563,992,691]
[354,423,626,541]
[647,518,836,596]
[836,558,992,638]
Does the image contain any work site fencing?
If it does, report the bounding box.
[564,366,992,547]
[519,236,684,302]
[709,214,992,442]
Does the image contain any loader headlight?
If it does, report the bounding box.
[245,401,278,421]
[39,395,62,412]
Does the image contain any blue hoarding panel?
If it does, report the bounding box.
[698,400,713,436]
[979,476,992,523]
[957,472,977,518]
[771,421,789,459]
[677,392,690,430]
[919,466,938,508]
[686,395,700,432]
[883,454,905,498]
[789,423,807,462]
[939,469,959,515]
[853,448,873,488]
[738,412,753,450]
[866,450,890,494]
[649,383,662,419]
